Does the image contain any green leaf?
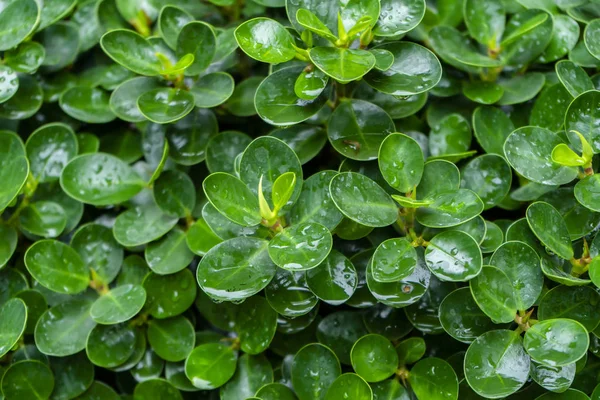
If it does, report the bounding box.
[256,383,298,400]
[4,41,45,73]
[38,0,77,31]
[24,240,89,294]
[289,170,344,230]
[145,228,194,275]
[236,296,277,354]
[137,88,195,124]
[265,269,318,317]
[364,42,442,96]
[50,352,94,400]
[460,154,511,209]
[309,47,375,83]
[143,269,196,319]
[272,171,297,212]
[190,72,235,108]
[464,330,530,398]
[0,225,17,268]
[370,380,410,400]
[292,343,341,400]
[497,73,546,106]
[0,73,43,119]
[197,237,276,302]
[86,323,136,367]
[26,123,77,183]
[296,8,337,42]
[556,60,594,98]
[153,169,196,218]
[35,300,96,356]
[409,358,458,400]
[268,222,332,271]
[206,131,252,174]
[523,319,589,367]
[351,334,398,382]
[464,0,505,48]
[328,99,395,161]
[19,201,66,238]
[429,114,471,157]
[565,90,600,154]
[539,15,579,63]
[166,108,218,165]
[176,21,216,75]
[133,379,182,400]
[374,0,425,36]
[530,84,571,132]
[0,0,40,51]
[60,87,116,123]
[526,202,574,260]
[1,361,54,400]
[504,127,578,186]
[100,29,162,76]
[490,241,543,311]
[203,172,261,226]
[0,65,18,103]
[425,231,482,282]
[584,18,600,62]
[37,21,79,73]
[552,143,587,167]
[306,249,357,305]
[470,266,517,323]
[186,217,223,256]
[113,204,178,247]
[575,175,600,212]
[0,298,26,358]
[429,26,502,71]
[324,373,372,400]
[158,5,193,50]
[416,189,484,228]
[370,49,394,71]
[255,66,328,126]
[90,284,146,325]
[71,223,123,285]
[0,131,28,212]
[439,287,499,343]
[462,81,504,105]
[371,238,418,282]
[294,68,329,101]
[378,133,424,193]
[538,285,600,332]
[501,9,553,67]
[235,18,296,64]
[330,172,398,227]
[147,316,195,362]
[530,361,576,394]
[109,77,162,122]
[240,136,303,211]
[220,353,273,400]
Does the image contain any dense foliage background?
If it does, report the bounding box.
[1,0,600,399]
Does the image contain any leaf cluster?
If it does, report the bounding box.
[2,0,600,399]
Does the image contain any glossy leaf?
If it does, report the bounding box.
[523,319,589,367]
[526,202,574,260]
[425,231,482,282]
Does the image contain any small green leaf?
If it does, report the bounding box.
[460,154,512,209]
[371,238,418,282]
[265,269,317,317]
[25,240,89,294]
[157,5,194,50]
[0,0,40,51]
[464,0,505,48]
[113,204,178,247]
[143,269,196,319]
[309,47,375,83]
[272,172,297,212]
[292,343,341,399]
[176,21,216,75]
[0,298,27,358]
[306,249,357,305]
[416,189,484,228]
[203,172,261,227]
[575,175,600,212]
[526,202,574,260]
[197,237,276,302]
[565,90,600,154]
[325,373,372,400]
[378,133,424,193]
[409,358,458,400]
[268,222,332,271]
[556,60,594,98]
[1,361,54,400]
[330,172,398,228]
[90,284,146,325]
[0,131,29,212]
[425,231,482,282]
[497,73,545,106]
[147,316,195,362]
[464,330,530,398]
[190,72,235,108]
[374,0,425,37]
[294,67,329,101]
[351,334,398,382]
[137,88,195,124]
[60,87,115,123]
[296,9,337,42]
[470,266,517,323]
[523,319,589,367]
[236,296,277,355]
[100,29,162,75]
[235,18,296,64]
[185,343,237,390]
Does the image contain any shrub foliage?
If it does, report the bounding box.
[1,0,600,399]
